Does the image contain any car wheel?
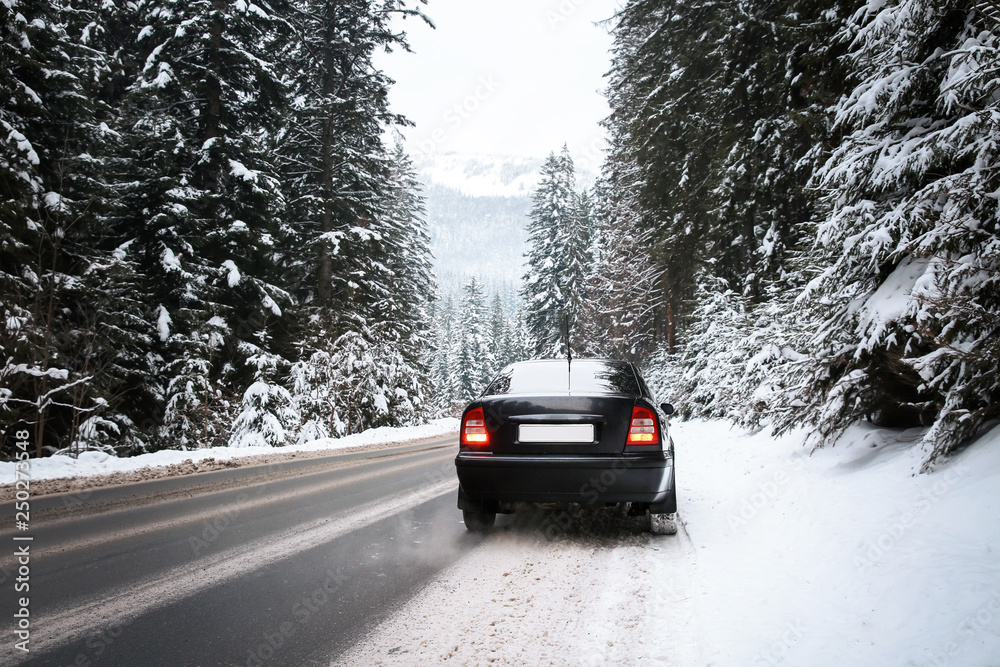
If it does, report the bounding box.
[649,512,678,535]
[463,508,496,533]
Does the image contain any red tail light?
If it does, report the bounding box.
[627,405,659,445]
[461,407,489,447]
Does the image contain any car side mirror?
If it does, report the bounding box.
[660,402,674,416]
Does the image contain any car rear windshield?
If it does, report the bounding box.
[483,360,642,396]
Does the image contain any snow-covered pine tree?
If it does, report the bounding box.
[455,276,494,402]
[521,147,588,357]
[562,187,594,327]
[709,0,842,298]
[643,271,812,432]
[2,0,53,455]
[488,291,513,372]
[603,0,728,351]
[54,1,173,456]
[638,0,851,429]
[427,294,459,415]
[0,0,141,455]
[789,0,1000,466]
[326,330,380,435]
[644,279,748,421]
[277,1,433,436]
[576,178,661,363]
[296,140,436,434]
[228,377,298,448]
[278,0,426,334]
[295,324,425,436]
[119,0,293,449]
[378,142,435,395]
[277,0,432,437]
[508,304,534,365]
[1,0,442,455]
[602,0,849,354]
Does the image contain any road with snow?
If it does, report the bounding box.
[3,420,998,666]
[1,437,475,666]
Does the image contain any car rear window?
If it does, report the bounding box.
[483,360,641,396]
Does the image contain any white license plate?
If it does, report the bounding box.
[518,424,594,443]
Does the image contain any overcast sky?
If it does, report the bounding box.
[375,0,622,171]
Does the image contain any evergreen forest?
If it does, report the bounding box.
[4,0,999,470]
[520,0,999,469]
[1,0,439,455]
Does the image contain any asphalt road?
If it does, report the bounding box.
[0,435,475,666]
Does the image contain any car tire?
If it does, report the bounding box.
[649,512,678,535]
[463,508,496,533]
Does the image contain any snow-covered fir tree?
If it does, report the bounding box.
[1,0,437,457]
[488,292,513,372]
[0,0,145,455]
[381,142,436,373]
[576,180,660,363]
[601,0,849,349]
[2,0,63,455]
[598,0,998,467]
[279,0,424,332]
[9,0,996,469]
[274,1,434,436]
[427,294,460,415]
[521,147,590,357]
[455,276,494,402]
[601,0,725,349]
[113,0,295,450]
[784,0,1000,466]
[228,377,298,448]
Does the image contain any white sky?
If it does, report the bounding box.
[375,0,622,170]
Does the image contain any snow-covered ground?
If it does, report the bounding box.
[0,418,459,484]
[338,419,1000,666]
[681,420,1000,666]
[8,416,997,664]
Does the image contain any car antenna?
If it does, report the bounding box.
[564,313,572,392]
[564,313,572,364]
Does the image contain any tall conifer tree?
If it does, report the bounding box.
[521,147,588,357]
[455,277,493,401]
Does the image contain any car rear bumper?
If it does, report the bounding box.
[455,453,674,509]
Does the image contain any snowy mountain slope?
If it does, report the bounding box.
[423,182,531,287]
[335,420,1000,666]
[414,153,544,198]
[415,151,597,198]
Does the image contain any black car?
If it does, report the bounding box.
[454,358,677,534]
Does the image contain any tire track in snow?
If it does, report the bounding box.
[336,508,703,666]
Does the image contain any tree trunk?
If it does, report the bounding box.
[200,0,224,197]
[666,301,676,353]
[316,2,340,306]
